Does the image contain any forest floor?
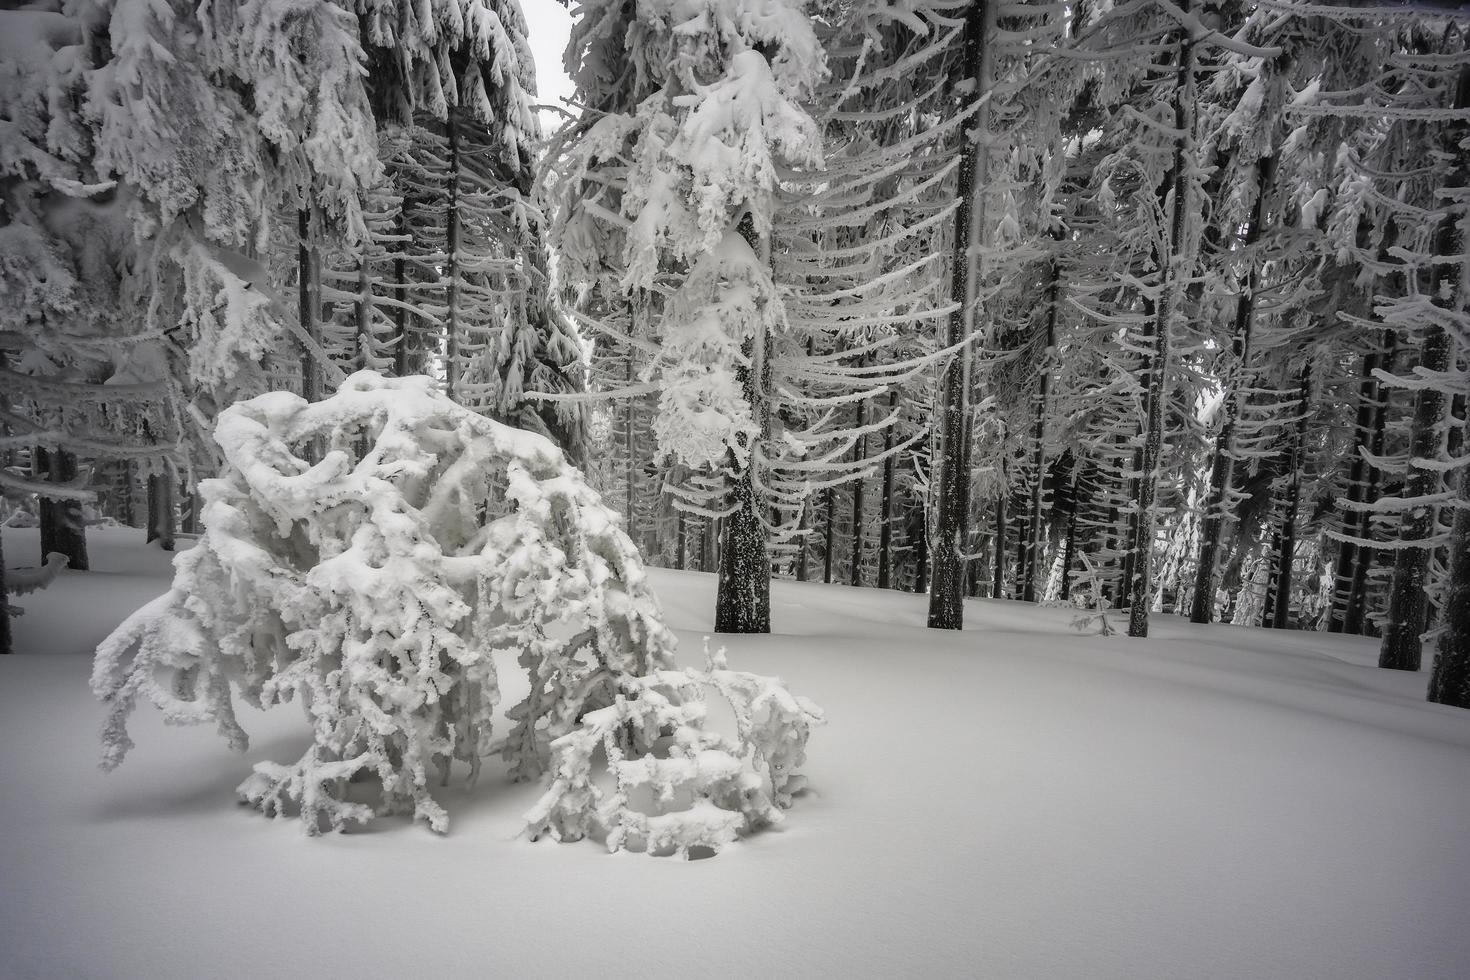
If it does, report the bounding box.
[3,526,1469,979]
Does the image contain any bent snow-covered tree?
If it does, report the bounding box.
[93,373,820,846]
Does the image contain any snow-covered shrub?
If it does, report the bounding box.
[93,372,821,844]
[526,643,823,858]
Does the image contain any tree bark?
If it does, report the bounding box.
[298,208,320,404]
[849,389,868,587]
[1428,455,1470,706]
[1127,13,1194,639]
[877,389,898,590]
[1270,365,1312,629]
[1379,326,1452,669]
[991,492,1007,600]
[714,214,772,633]
[146,469,176,552]
[1,525,12,655]
[928,0,993,630]
[1023,235,1062,603]
[444,115,462,401]
[1330,335,1386,631]
[38,448,89,571]
[1191,154,1275,624]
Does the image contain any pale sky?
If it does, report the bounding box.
[523,0,576,128]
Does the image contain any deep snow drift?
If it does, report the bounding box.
[3,526,1469,979]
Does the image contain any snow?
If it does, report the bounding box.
[5,525,1470,978]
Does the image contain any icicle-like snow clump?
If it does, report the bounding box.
[93,372,820,846]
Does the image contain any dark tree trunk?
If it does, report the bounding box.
[1120,446,1143,611]
[1381,62,1470,667]
[927,0,991,630]
[1191,154,1275,624]
[1428,460,1470,707]
[714,213,771,633]
[1270,366,1312,630]
[146,469,176,552]
[1013,492,1028,600]
[1060,498,1078,602]
[823,488,836,585]
[1379,341,1451,669]
[877,391,898,590]
[991,493,1007,600]
[38,448,89,571]
[795,500,810,582]
[913,506,930,595]
[1127,14,1194,639]
[716,464,769,633]
[1023,235,1062,603]
[1346,337,1395,635]
[298,209,320,403]
[850,390,868,587]
[391,205,413,377]
[675,508,687,572]
[1,527,11,655]
[1330,335,1387,632]
[443,116,462,400]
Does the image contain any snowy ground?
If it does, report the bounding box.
[3,527,1469,979]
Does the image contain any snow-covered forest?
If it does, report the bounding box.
[3,0,1470,975]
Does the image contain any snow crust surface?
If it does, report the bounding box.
[4,527,1470,979]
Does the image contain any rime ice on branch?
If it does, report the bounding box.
[92,373,819,844]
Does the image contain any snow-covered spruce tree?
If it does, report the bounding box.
[553,0,828,633]
[1,1,178,581]
[93,372,820,844]
[351,0,585,456]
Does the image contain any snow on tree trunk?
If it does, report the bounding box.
[93,372,820,842]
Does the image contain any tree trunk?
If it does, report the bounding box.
[714,214,771,633]
[1,526,12,655]
[1191,154,1275,624]
[1023,236,1062,603]
[1379,332,1451,668]
[38,448,89,571]
[823,488,836,585]
[1270,365,1311,629]
[991,492,1007,600]
[444,115,462,401]
[849,391,868,587]
[355,255,374,373]
[146,469,176,552]
[877,390,898,590]
[928,0,992,630]
[1428,457,1470,707]
[1128,14,1195,639]
[624,350,636,533]
[1330,334,1386,632]
[1059,471,1079,602]
[298,208,320,403]
[391,206,413,377]
[1346,336,1395,634]
[1380,62,1469,666]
